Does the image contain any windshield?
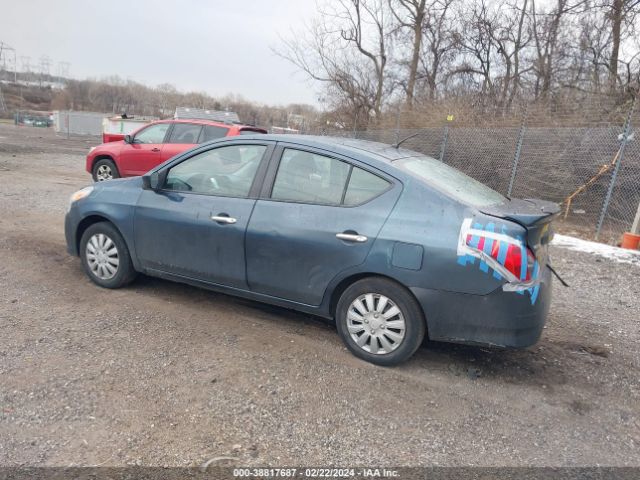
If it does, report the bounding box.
[395,156,506,207]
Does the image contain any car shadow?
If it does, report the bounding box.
[129,274,580,387]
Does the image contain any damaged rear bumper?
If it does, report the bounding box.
[411,266,552,348]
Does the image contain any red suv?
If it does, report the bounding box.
[87,119,267,181]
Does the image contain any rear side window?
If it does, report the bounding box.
[167,123,202,144]
[270,148,390,206]
[271,149,350,205]
[396,156,506,207]
[239,128,265,135]
[199,125,229,143]
[344,167,390,206]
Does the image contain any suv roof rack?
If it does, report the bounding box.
[174,107,240,123]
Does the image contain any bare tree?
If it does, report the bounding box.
[503,0,531,107]
[416,0,457,100]
[276,0,394,127]
[448,0,499,101]
[453,0,532,108]
[389,0,427,107]
[530,0,563,97]
[605,0,640,91]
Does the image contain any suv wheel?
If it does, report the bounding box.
[92,158,120,182]
[336,278,426,366]
[80,222,137,288]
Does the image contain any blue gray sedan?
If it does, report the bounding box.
[65,135,558,365]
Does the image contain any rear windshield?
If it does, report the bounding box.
[395,156,506,207]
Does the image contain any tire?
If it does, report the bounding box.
[335,278,426,366]
[79,222,137,289]
[92,158,120,182]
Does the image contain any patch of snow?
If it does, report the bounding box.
[551,234,640,266]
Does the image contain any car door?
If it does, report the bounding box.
[119,122,171,176]
[133,141,274,288]
[245,145,401,306]
[160,122,203,162]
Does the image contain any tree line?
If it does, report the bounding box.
[45,76,318,130]
[277,0,640,128]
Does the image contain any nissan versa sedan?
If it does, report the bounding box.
[65,135,559,365]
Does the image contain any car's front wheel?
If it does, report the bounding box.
[92,158,120,182]
[336,278,426,366]
[80,222,137,288]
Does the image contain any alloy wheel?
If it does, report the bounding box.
[96,164,113,181]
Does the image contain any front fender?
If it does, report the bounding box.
[65,178,143,270]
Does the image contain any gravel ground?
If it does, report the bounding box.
[0,124,639,467]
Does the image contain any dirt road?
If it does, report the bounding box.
[1,124,638,467]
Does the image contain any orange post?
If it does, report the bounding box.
[621,232,640,250]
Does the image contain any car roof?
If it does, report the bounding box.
[152,118,265,130]
[233,134,422,163]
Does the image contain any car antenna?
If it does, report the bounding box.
[392,132,422,149]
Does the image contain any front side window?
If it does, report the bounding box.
[134,123,171,144]
[271,148,350,205]
[167,123,202,144]
[164,144,267,197]
[199,125,229,143]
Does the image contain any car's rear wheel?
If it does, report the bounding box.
[92,158,120,182]
[336,278,425,366]
[80,222,137,288]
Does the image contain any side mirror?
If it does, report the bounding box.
[142,171,163,190]
[124,134,133,144]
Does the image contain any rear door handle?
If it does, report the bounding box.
[211,215,237,224]
[336,232,368,243]
[151,147,161,152]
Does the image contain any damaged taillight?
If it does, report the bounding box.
[458,218,543,303]
[486,241,536,281]
[459,219,537,285]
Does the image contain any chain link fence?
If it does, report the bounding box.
[310,97,639,245]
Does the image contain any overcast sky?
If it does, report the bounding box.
[0,0,320,106]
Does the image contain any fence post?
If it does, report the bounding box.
[595,96,636,240]
[507,105,528,197]
[632,202,640,235]
[438,125,449,162]
[353,112,358,139]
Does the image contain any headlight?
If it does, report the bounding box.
[89,146,96,154]
[68,186,94,210]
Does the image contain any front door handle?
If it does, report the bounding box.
[151,147,161,152]
[211,215,237,224]
[336,232,368,243]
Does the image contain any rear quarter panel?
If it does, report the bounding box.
[357,177,528,296]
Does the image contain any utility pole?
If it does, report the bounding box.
[0,42,10,112]
[20,56,31,82]
[56,61,70,83]
[38,55,51,87]
[0,41,18,83]
[0,85,6,113]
